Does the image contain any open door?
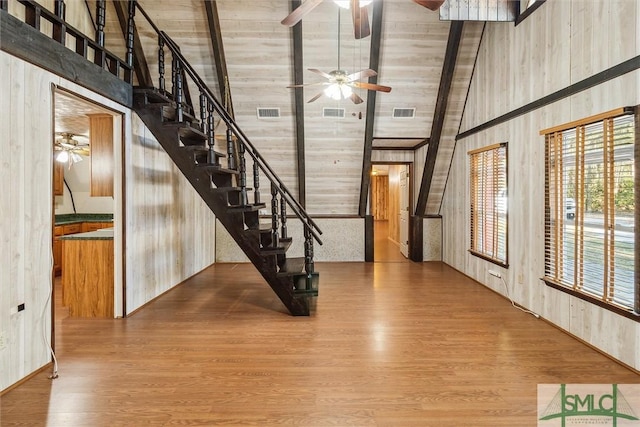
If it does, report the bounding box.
[399,164,409,258]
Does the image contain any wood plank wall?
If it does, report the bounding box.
[388,166,401,244]
[440,0,640,369]
[0,50,217,392]
[370,175,388,220]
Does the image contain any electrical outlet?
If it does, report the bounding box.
[488,270,502,278]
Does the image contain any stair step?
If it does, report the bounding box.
[163,105,198,125]
[210,186,253,194]
[293,272,319,297]
[277,257,305,277]
[180,145,226,158]
[163,122,207,145]
[134,87,173,104]
[227,203,266,213]
[261,238,292,255]
[195,164,239,176]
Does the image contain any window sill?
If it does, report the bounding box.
[469,250,508,269]
[542,278,640,322]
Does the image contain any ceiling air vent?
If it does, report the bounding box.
[323,107,345,119]
[392,108,416,119]
[256,108,280,119]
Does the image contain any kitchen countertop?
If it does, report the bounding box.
[59,228,114,240]
[55,213,114,226]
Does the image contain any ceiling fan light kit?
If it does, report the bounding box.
[54,132,89,167]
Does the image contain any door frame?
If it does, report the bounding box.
[365,161,414,262]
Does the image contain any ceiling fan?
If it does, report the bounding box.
[281,0,446,37]
[54,132,90,166]
[288,68,391,104]
[282,0,372,39]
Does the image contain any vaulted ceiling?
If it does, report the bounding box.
[97,0,488,215]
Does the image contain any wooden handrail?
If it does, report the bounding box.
[133,3,322,244]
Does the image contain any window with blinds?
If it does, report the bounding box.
[469,143,508,267]
[542,108,638,313]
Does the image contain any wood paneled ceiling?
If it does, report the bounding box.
[101,0,480,214]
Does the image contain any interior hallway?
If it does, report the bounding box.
[2,261,637,426]
[374,220,409,263]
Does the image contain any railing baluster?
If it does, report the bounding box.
[54,0,65,19]
[125,0,136,68]
[304,226,314,275]
[199,91,207,134]
[226,129,236,170]
[25,3,41,30]
[280,191,287,240]
[207,99,216,165]
[95,0,105,47]
[172,57,184,122]
[253,156,260,204]
[158,37,165,91]
[271,183,280,248]
[237,141,248,206]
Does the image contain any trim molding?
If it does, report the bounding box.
[456,55,640,141]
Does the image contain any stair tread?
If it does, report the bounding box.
[277,257,305,276]
[180,145,226,157]
[134,87,173,104]
[210,186,252,193]
[195,164,239,175]
[227,203,266,212]
[163,122,207,139]
[261,238,292,255]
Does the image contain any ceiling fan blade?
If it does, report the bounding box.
[307,92,324,103]
[281,0,324,27]
[77,148,91,155]
[413,0,446,11]
[352,81,392,93]
[349,92,364,104]
[346,68,377,82]
[308,68,334,80]
[351,0,371,40]
[287,82,326,88]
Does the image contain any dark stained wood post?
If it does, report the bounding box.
[53,0,66,43]
[304,226,314,275]
[253,158,260,204]
[95,0,106,46]
[237,141,248,206]
[270,183,280,248]
[207,99,217,165]
[199,91,207,134]
[280,192,287,240]
[172,57,184,122]
[54,0,65,19]
[0,1,8,11]
[158,36,165,91]
[125,0,136,68]
[226,129,236,170]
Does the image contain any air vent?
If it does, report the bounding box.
[323,107,345,119]
[392,108,416,119]
[256,108,280,119]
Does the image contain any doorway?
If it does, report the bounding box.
[370,163,411,262]
[52,88,123,327]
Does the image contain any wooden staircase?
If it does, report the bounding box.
[130,22,321,315]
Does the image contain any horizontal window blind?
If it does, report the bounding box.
[544,112,636,310]
[469,143,508,266]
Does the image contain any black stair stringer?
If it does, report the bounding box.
[133,93,310,315]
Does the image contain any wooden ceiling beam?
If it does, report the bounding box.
[204,0,234,117]
[414,21,464,216]
[111,0,151,87]
[358,0,384,217]
[290,0,306,207]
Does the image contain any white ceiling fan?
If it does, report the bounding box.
[54,132,90,167]
[287,6,392,104]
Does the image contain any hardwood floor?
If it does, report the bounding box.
[2,262,638,426]
[374,220,409,263]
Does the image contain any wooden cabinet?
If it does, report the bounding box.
[53,222,111,276]
[89,114,114,197]
[81,221,112,233]
[62,238,114,317]
[53,160,64,196]
[53,226,63,275]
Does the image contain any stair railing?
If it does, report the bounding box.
[132,3,323,269]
